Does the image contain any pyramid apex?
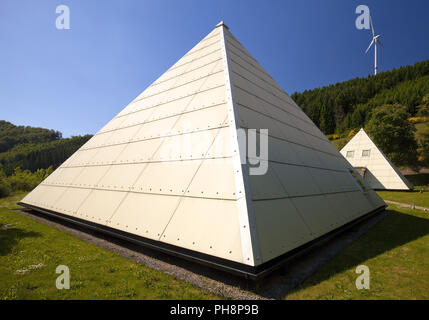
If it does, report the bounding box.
[215,21,229,29]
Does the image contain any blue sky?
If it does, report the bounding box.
[1,0,428,137]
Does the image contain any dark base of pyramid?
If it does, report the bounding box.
[17,202,386,280]
[373,188,413,191]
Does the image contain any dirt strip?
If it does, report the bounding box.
[384,200,429,211]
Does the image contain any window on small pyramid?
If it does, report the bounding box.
[346,150,354,158]
[362,149,371,157]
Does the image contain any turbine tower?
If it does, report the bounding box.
[365,16,383,75]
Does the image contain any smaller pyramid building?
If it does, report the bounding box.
[340,129,413,191]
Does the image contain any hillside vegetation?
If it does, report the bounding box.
[291,60,429,134]
[0,120,62,153]
[292,60,429,169]
[0,121,91,198]
[0,135,91,175]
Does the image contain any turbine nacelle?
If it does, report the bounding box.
[365,34,383,53]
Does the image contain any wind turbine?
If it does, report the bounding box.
[365,16,383,75]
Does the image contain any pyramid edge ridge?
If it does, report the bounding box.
[219,25,262,267]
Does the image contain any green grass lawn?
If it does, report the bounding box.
[376,173,429,208]
[377,189,429,208]
[2,187,429,300]
[285,176,429,299]
[0,193,218,300]
[285,203,429,299]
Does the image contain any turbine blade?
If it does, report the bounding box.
[365,39,375,53]
[377,39,384,48]
[370,15,375,37]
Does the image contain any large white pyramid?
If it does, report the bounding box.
[19,22,385,277]
[340,128,413,191]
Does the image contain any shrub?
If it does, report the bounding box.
[348,129,357,137]
[0,166,53,198]
[366,104,419,167]
[0,172,11,198]
[408,116,429,123]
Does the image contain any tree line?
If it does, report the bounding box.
[291,60,429,134]
[0,135,92,175]
[0,121,91,197]
[0,120,62,153]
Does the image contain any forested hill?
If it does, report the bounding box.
[291,60,429,134]
[0,121,91,175]
[0,120,62,153]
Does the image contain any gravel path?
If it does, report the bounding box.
[384,200,429,211]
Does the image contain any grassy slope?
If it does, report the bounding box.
[376,174,429,208]
[330,137,350,151]
[0,193,218,300]
[285,174,429,299]
[377,189,429,208]
[284,203,429,299]
[2,187,428,300]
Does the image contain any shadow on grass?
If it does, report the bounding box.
[406,173,429,186]
[0,223,41,256]
[279,209,429,298]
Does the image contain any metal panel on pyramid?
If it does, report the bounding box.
[19,22,385,278]
[340,128,413,191]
